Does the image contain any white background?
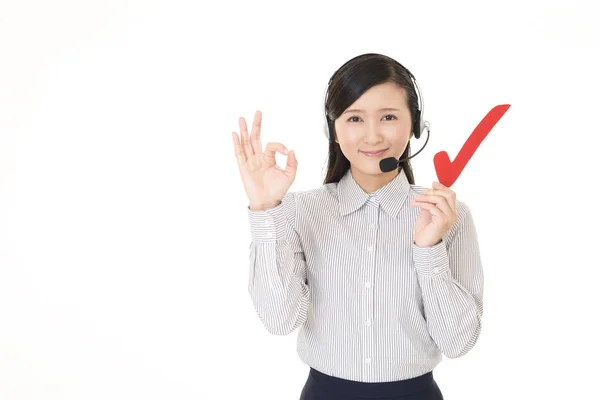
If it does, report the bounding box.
[1,1,599,399]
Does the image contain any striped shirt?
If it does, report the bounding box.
[246,168,484,383]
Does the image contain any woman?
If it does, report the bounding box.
[231,53,484,400]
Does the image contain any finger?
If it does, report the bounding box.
[432,182,456,208]
[239,117,254,158]
[263,142,288,161]
[413,194,453,216]
[414,194,447,205]
[422,185,456,210]
[411,201,444,217]
[232,131,246,166]
[283,149,297,177]
[250,110,263,155]
[422,186,454,199]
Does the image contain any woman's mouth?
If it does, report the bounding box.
[361,149,388,157]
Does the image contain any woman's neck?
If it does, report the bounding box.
[350,167,400,194]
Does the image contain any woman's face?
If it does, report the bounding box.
[334,81,413,181]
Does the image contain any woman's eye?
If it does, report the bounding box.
[347,115,397,122]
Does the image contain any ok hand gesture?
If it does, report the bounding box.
[232,110,298,211]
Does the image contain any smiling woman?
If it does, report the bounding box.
[233,52,484,400]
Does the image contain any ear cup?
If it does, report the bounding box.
[414,112,421,140]
[413,113,429,140]
[409,71,429,140]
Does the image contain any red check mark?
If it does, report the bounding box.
[434,104,511,187]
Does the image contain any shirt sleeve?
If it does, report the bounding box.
[411,201,484,358]
[247,191,310,336]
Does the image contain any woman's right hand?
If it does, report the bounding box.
[232,110,298,211]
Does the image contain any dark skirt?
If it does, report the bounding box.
[299,368,444,400]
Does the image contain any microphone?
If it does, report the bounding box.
[379,157,399,172]
[379,126,431,172]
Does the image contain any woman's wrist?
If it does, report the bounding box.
[249,200,281,211]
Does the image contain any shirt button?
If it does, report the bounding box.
[367,246,374,252]
[264,220,270,226]
[266,232,273,239]
[365,319,371,326]
[365,358,371,364]
[370,223,376,229]
[365,282,371,288]
[433,267,440,274]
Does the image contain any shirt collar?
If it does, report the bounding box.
[337,168,410,218]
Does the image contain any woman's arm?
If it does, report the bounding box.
[412,201,484,358]
[247,191,310,335]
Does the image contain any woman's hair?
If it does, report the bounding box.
[323,53,420,185]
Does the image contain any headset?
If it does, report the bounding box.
[321,56,431,170]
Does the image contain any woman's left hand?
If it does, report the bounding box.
[411,181,458,247]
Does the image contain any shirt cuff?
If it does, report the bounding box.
[247,202,289,242]
[412,240,450,277]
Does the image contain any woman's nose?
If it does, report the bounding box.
[364,121,383,142]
